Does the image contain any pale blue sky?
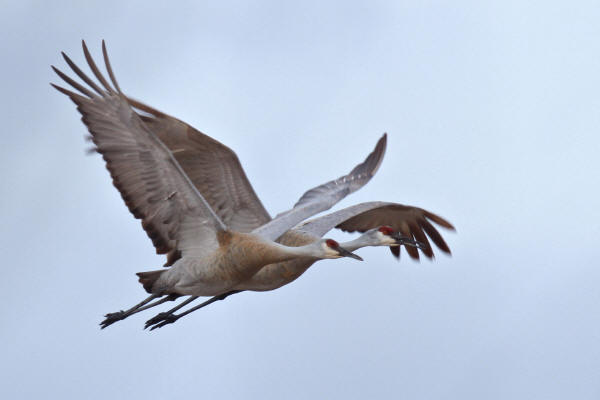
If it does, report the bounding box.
[1,1,599,399]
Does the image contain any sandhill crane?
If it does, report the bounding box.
[52,41,373,326]
[53,41,455,330]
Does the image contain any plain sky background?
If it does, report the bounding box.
[1,1,599,399]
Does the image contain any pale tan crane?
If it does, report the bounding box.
[52,41,369,327]
[52,41,454,330]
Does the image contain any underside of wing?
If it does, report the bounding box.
[292,133,386,209]
[125,97,272,233]
[297,201,455,260]
[254,134,387,241]
[52,41,224,261]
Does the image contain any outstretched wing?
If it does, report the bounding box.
[122,106,385,236]
[124,97,271,233]
[292,134,387,209]
[52,41,226,260]
[252,134,387,241]
[295,201,455,260]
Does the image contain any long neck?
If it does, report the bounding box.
[339,236,377,252]
[261,240,325,263]
[229,232,323,266]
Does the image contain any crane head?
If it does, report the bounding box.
[324,239,363,261]
[376,226,427,249]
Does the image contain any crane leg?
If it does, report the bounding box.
[146,290,242,331]
[132,294,180,313]
[100,294,160,329]
[99,293,179,329]
[144,296,200,329]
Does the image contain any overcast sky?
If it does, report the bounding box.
[1,1,599,399]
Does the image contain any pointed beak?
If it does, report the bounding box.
[336,246,363,261]
[391,232,428,250]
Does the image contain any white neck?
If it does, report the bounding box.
[339,235,381,252]
[266,240,332,261]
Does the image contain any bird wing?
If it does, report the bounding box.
[295,201,455,260]
[123,97,272,233]
[252,134,387,241]
[52,41,226,260]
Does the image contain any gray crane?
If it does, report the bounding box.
[52,41,454,330]
[51,41,376,326]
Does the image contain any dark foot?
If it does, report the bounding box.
[100,310,125,329]
[148,314,180,331]
[144,312,173,330]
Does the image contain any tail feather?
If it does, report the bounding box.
[136,270,164,294]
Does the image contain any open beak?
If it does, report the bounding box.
[391,232,428,250]
[336,246,363,261]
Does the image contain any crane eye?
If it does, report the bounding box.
[325,239,339,248]
[378,226,394,236]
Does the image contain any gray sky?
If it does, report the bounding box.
[2,1,599,399]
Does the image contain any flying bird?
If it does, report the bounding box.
[53,41,454,330]
[52,41,378,327]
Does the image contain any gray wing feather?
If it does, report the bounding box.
[52,41,225,259]
[292,133,386,209]
[253,134,387,241]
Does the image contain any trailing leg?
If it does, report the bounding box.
[144,296,200,329]
[147,290,242,331]
[100,293,162,329]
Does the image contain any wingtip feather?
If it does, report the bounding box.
[423,210,456,231]
[102,40,123,94]
[390,245,400,260]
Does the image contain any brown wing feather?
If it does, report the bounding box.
[335,204,455,260]
[398,222,420,260]
[77,55,272,234]
[53,41,223,259]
